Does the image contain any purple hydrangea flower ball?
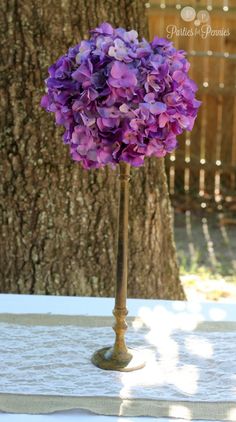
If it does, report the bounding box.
[41,22,201,169]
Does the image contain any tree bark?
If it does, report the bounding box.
[0,0,185,299]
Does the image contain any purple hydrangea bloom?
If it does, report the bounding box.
[41,23,201,169]
[109,62,137,88]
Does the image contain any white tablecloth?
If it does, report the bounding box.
[0,294,236,422]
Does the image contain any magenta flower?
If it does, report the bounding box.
[41,22,201,169]
[109,62,137,88]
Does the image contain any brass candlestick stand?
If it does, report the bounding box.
[91,162,146,371]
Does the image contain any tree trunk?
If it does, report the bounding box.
[0,0,185,300]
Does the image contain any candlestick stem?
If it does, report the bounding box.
[91,162,145,371]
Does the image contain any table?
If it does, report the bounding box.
[0,294,235,422]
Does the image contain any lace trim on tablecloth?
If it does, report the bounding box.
[0,313,236,420]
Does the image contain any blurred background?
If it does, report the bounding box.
[1,0,235,301]
[148,0,236,300]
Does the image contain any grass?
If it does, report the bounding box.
[174,211,236,301]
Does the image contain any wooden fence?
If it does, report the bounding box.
[148,0,236,212]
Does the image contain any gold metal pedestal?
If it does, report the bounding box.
[91,347,145,372]
[92,162,146,372]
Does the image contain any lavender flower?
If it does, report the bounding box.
[41,23,201,169]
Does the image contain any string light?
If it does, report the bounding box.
[184,167,190,191]
[170,156,176,162]
[207,50,213,56]
[200,159,206,164]
[216,160,221,166]
[219,83,224,88]
[224,52,229,58]
[185,157,191,163]
[203,82,209,88]
[176,4,181,9]
[186,139,191,146]
[145,2,151,8]
[223,6,229,11]
[169,166,175,195]
[201,202,207,208]
[160,3,166,9]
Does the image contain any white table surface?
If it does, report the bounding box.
[0,294,235,422]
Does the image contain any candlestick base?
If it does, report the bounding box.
[91,346,145,372]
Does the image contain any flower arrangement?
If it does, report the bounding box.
[41,22,201,169]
